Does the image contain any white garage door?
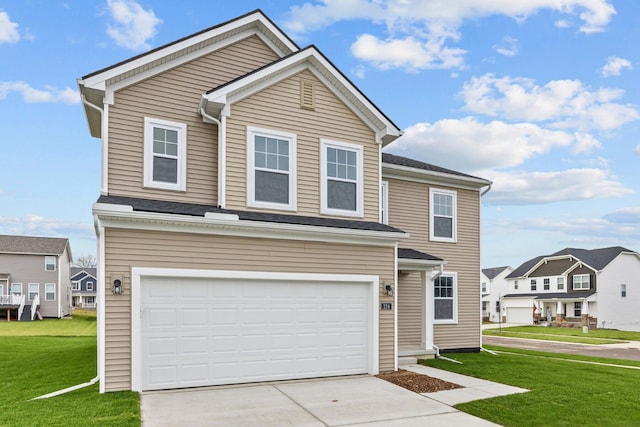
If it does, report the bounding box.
[506,307,534,324]
[140,276,371,391]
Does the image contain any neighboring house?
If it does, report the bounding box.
[480,266,513,322]
[0,235,73,320]
[71,267,97,309]
[503,247,640,330]
[78,10,491,393]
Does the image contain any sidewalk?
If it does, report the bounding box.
[400,363,529,406]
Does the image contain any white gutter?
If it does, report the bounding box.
[200,107,226,208]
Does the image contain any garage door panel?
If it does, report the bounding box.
[141,277,371,390]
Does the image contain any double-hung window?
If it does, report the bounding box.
[321,139,363,217]
[430,189,456,242]
[621,284,627,298]
[557,277,564,290]
[28,283,39,301]
[45,283,56,301]
[530,279,537,291]
[87,282,94,292]
[10,283,22,296]
[433,273,457,323]
[543,278,550,290]
[144,117,187,191]
[45,256,56,271]
[247,126,296,210]
[573,274,590,290]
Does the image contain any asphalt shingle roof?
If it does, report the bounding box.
[398,248,443,261]
[382,152,485,180]
[506,246,635,278]
[482,266,511,280]
[0,235,68,255]
[71,267,97,279]
[97,195,406,234]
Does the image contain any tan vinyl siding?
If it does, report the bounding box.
[225,69,380,222]
[398,271,423,346]
[107,35,279,204]
[387,177,481,350]
[103,227,395,391]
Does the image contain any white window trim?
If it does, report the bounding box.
[72,281,79,291]
[433,272,458,324]
[380,181,389,225]
[557,277,564,290]
[28,283,39,301]
[10,283,22,296]
[320,139,364,218]
[143,117,187,191]
[572,274,590,290]
[45,256,56,271]
[429,188,457,243]
[246,126,297,211]
[45,283,56,301]
[87,281,94,291]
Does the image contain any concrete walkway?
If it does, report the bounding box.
[141,368,528,426]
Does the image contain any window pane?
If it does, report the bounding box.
[328,147,337,163]
[166,142,177,156]
[278,139,288,156]
[327,162,337,178]
[153,127,165,142]
[165,129,178,144]
[277,153,289,172]
[153,157,178,183]
[266,137,278,154]
[347,165,357,181]
[255,151,266,168]
[328,180,356,211]
[255,136,266,153]
[337,149,347,164]
[337,163,347,179]
[153,140,165,155]
[347,150,356,166]
[433,216,453,238]
[435,299,453,320]
[255,170,289,204]
[266,153,278,170]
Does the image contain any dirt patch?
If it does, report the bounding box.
[376,369,463,394]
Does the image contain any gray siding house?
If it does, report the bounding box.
[0,235,73,320]
[71,267,97,308]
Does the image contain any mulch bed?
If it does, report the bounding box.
[376,369,463,394]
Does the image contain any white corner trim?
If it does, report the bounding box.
[130,267,379,391]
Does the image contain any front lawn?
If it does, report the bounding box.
[0,312,139,426]
[421,346,640,426]
[483,325,640,344]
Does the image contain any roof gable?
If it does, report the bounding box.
[78,10,298,138]
[482,266,512,280]
[200,45,402,145]
[71,267,97,280]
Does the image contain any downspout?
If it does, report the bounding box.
[199,107,225,209]
[80,93,107,195]
[31,376,99,400]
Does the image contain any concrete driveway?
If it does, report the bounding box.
[141,375,499,426]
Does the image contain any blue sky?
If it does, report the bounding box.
[0,0,638,269]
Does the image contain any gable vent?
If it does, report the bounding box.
[300,79,315,110]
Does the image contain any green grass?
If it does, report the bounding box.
[483,325,640,345]
[421,346,640,426]
[0,312,139,426]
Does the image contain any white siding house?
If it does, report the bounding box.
[481,266,512,322]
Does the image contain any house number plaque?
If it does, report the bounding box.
[381,303,392,310]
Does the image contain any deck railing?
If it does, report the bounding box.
[17,295,26,321]
[0,294,23,305]
[31,294,40,320]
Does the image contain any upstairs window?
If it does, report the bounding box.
[321,139,363,217]
[247,126,296,211]
[543,278,550,290]
[380,181,389,225]
[72,281,79,291]
[557,277,564,290]
[434,273,457,323]
[514,280,518,290]
[45,256,56,271]
[144,117,186,191]
[481,282,487,293]
[430,189,457,242]
[621,284,627,298]
[573,274,590,290]
[87,282,94,292]
[530,279,537,291]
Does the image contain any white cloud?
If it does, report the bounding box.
[0,215,94,239]
[635,144,640,155]
[483,169,633,205]
[350,28,466,71]
[604,207,640,224]
[106,0,161,51]
[494,36,518,56]
[0,10,19,44]
[459,74,639,130]
[285,1,615,71]
[0,81,80,104]
[387,117,584,173]
[601,56,633,77]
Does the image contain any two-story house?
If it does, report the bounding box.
[78,10,491,393]
[71,267,97,309]
[480,266,513,322]
[503,246,640,329]
[0,235,72,320]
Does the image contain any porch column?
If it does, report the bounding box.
[421,271,434,350]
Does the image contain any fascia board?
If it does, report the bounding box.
[382,164,491,190]
[93,208,409,247]
[398,258,446,271]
